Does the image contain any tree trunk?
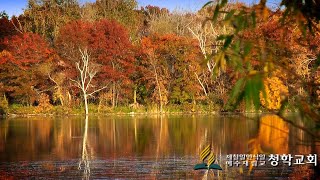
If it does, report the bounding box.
[98,95,103,113]
[116,89,119,107]
[84,92,89,115]
[195,72,208,96]
[133,86,137,104]
[57,87,64,106]
[67,91,72,106]
[153,65,162,113]
[112,61,116,108]
[112,82,116,108]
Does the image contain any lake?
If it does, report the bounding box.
[0,114,318,179]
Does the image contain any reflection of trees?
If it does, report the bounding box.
[156,115,169,156]
[0,118,54,160]
[1,115,318,178]
[259,115,289,154]
[151,115,169,177]
[78,115,91,179]
[0,115,292,161]
[0,120,9,152]
[249,114,289,154]
[246,114,320,177]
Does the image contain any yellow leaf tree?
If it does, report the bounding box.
[260,76,288,110]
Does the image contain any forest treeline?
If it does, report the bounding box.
[0,0,319,114]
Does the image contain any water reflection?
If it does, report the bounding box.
[248,114,289,155]
[78,115,91,179]
[0,114,317,179]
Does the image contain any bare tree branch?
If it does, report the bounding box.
[70,78,82,88]
[87,85,109,97]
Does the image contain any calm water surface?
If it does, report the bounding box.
[0,114,318,179]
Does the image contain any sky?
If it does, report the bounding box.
[0,0,280,17]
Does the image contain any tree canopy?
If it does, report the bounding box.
[0,0,319,118]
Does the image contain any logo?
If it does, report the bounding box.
[194,144,223,171]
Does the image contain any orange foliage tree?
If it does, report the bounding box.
[0,33,53,105]
[140,34,203,111]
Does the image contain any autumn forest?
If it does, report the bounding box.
[1,0,320,179]
[0,0,319,115]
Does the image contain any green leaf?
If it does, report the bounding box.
[223,35,234,50]
[243,42,252,56]
[234,40,241,53]
[244,74,263,111]
[225,9,235,21]
[316,54,320,67]
[234,16,244,33]
[227,78,245,109]
[212,52,223,77]
[251,11,256,27]
[231,55,243,71]
[217,35,226,41]
[278,98,288,116]
[205,53,214,65]
[232,78,245,99]
[311,54,320,73]
[220,0,228,7]
[299,21,307,37]
[202,1,214,9]
[243,16,249,29]
[260,80,267,104]
[280,9,290,25]
[252,75,263,110]
[307,19,314,35]
[233,91,245,110]
[212,4,220,22]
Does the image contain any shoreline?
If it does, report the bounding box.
[0,103,298,118]
[1,110,294,118]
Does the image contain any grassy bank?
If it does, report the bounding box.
[2,103,223,116]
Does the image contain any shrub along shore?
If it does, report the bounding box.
[2,103,222,116]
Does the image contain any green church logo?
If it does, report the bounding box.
[194,144,223,171]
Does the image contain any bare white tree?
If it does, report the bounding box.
[188,21,227,73]
[188,16,231,97]
[71,48,108,115]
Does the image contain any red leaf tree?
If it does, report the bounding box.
[56,19,135,107]
[0,32,53,104]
